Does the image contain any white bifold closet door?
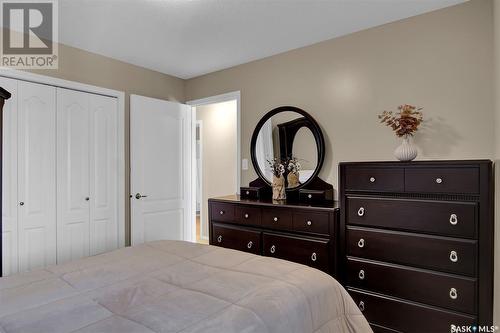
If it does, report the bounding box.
[57,88,118,264]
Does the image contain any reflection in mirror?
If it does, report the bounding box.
[254,111,318,188]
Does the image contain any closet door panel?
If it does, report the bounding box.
[1,77,18,276]
[89,94,118,255]
[18,81,56,272]
[57,88,90,263]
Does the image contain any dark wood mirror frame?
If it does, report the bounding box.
[0,86,12,277]
[249,106,333,202]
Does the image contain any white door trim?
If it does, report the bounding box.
[0,68,126,248]
[195,120,207,240]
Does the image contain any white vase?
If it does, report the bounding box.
[394,135,417,161]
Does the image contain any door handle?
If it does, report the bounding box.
[135,193,148,199]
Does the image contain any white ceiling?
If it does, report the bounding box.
[59,0,467,79]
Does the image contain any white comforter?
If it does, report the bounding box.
[0,241,371,333]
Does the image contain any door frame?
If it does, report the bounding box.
[195,120,204,240]
[0,68,126,248]
[186,91,241,242]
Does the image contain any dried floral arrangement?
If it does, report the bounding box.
[286,157,302,174]
[267,157,286,177]
[378,104,423,137]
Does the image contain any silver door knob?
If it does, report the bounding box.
[369,177,376,183]
[357,207,365,217]
[359,269,365,280]
[449,288,458,300]
[436,178,443,184]
[358,301,365,312]
[307,220,312,226]
[311,252,317,262]
[358,238,365,248]
[450,250,458,263]
[449,214,458,225]
[135,193,148,199]
[247,241,253,249]
[270,245,276,254]
[217,235,222,243]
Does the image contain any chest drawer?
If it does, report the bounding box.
[348,289,476,333]
[236,206,261,226]
[212,223,261,254]
[261,208,292,230]
[405,167,479,194]
[292,211,329,235]
[344,167,404,192]
[347,227,477,276]
[347,197,477,238]
[210,202,236,222]
[346,258,477,314]
[262,233,330,272]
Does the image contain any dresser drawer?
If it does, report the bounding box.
[344,167,404,192]
[261,208,292,230]
[212,223,261,254]
[348,289,476,333]
[210,202,236,222]
[346,258,477,314]
[347,227,477,276]
[263,233,330,272]
[292,211,329,235]
[236,206,261,226]
[347,197,477,238]
[405,167,479,194]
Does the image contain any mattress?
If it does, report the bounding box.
[0,240,372,333]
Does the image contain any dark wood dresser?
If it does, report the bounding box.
[208,195,339,275]
[339,160,493,332]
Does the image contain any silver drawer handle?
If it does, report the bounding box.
[369,177,376,183]
[357,207,365,217]
[246,191,250,195]
[450,250,458,263]
[244,213,249,219]
[219,210,225,215]
[307,194,312,199]
[307,220,312,226]
[311,252,317,262]
[436,178,443,184]
[358,269,365,280]
[273,217,279,222]
[358,238,365,248]
[247,241,253,249]
[450,287,458,300]
[358,301,365,312]
[217,235,222,243]
[449,214,458,225]
[270,245,276,254]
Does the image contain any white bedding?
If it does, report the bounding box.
[0,240,371,333]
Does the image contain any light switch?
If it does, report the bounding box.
[242,159,249,170]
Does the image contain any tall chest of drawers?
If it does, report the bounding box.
[208,195,339,275]
[339,161,493,332]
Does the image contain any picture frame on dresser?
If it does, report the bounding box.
[338,160,494,332]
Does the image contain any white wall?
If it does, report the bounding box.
[196,100,237,238]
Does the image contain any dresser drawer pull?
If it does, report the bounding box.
[450,288,458,300]
[357,238,365,248]
[247,241,253,249]
[219,210,225,215]
[357,207,365,217]
[449,214,458,225]
[436,177,443,184]
[244,213,249,219]
[369,177,376,183]
[311,252,317,262]
[273,217,279,222]
[246,190,250,195]
[306,220,312,226]
[308,194,313,199]
[270,245,276,254]
[450,250,458,263]
[358,301,365,312]
[217,235,222,243]
[358,269,365,280]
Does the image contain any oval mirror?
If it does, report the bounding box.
[250,106,325,190]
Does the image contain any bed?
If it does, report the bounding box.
[0,241,371,333]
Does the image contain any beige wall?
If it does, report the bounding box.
[185,0,494,197]
[196,101,238,238]
[494,0,500,325]
[17,40,186,245]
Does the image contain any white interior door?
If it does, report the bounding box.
[57,88,91,263]
[89,94,118,255]
[1,77,18,276]
[131,95,192,245]
[18,81,57,272]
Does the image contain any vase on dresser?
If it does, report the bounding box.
[272,175,286,200]
[394,135,418,161]
[287,172,300,188]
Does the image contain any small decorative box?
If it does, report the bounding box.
[299,189,333,203]
[240,186,269,200]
